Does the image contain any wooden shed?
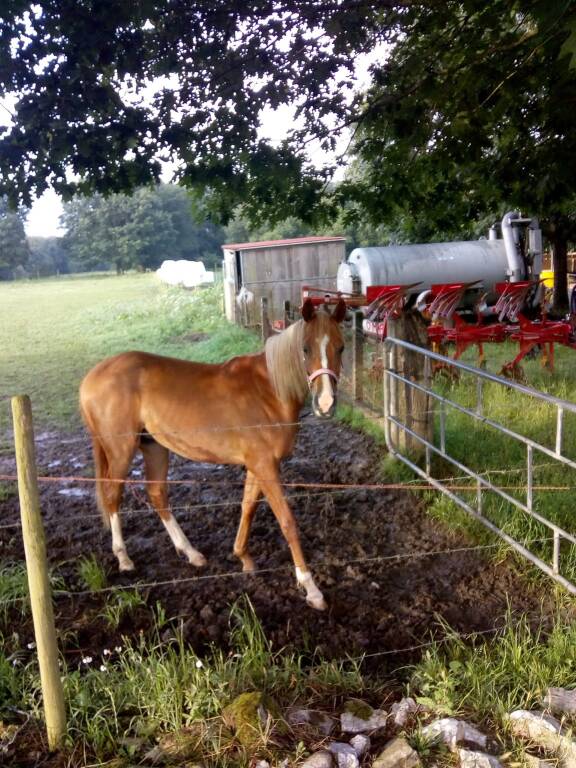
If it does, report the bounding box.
[221,235,346,325]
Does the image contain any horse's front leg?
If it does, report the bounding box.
[255,462,326,611]
[233,470,261,572]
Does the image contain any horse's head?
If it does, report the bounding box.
[301,298,347,419]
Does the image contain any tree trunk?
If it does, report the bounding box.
[548,224,569,315]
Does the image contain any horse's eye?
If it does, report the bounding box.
[303,346,310,356]
[338,346,344,355]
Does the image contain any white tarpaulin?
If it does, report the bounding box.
[156,260,215,288]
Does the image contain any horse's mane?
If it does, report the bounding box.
[265,313,336,403]
[265,319,309,403]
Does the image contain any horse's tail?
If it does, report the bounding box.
[79,396,112,529]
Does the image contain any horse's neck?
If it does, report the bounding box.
[258,342,307,420]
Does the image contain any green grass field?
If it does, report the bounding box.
[0,273,260,432]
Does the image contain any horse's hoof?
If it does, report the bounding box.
[306,594,328,611]
[119,559,135,572]
[188,552,207,568]
[241,558,256,573]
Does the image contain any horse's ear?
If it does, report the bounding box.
[332,298,347,323]
[302,298,316,322]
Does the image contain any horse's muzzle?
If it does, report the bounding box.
[312,393,337,419]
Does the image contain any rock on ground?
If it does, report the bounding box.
[390,697,420,728]
[506,710,576,767]
[372,736,422,768]
[542,687,576,715]
[286,707,335,736]
[422,718,488,751]
[458,748,503,767]
[300,750,334,768]
[328,742,360,768]
[349,733,370,757]
[340,699,387,734]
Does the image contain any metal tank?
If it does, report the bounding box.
[337,212,542,303]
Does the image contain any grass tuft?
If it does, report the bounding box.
[0,563,30,624]
[77,555,107,592]
[411,607,576,729]
[100,589,146,630]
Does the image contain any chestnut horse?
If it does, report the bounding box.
[79,298,346,610]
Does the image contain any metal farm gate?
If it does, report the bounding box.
[382,337,576,594]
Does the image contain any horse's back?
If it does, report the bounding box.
[79,349,297,464]
[80,350,272,432]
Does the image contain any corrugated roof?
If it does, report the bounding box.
[222,235,346,251]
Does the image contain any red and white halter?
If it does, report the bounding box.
[307,367,339,387]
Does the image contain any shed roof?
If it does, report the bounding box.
[222,235,346,251]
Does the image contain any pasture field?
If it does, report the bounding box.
[2,274,576,766]
[0,272,260,432]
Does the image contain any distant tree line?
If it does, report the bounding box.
[0,198,30,279]
[0,184,230,279]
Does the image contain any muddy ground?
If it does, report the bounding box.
[0,412,547,669]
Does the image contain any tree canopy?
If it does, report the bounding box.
[339,1,576,307]
[0,1,393,221]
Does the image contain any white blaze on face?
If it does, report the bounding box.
[317,333,335,413]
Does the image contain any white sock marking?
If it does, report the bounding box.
[162,513,206,566]
[110,512,134,571]
[296,566,326,610]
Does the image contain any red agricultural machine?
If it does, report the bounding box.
[302,212,576,378]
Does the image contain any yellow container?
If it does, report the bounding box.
[541,269,554,288]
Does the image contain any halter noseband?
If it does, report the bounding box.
[308,368,339,386]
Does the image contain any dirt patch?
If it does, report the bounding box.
[0,413,548,667]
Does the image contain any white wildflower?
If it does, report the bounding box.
[82,656,93,665]
[195,659,203,669]
[99,664,108,672]
[103,648,111,656]
[115,645,122,653]
[27,641,36,650]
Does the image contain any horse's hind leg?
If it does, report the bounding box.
[233,471,261,572]
[97,442,138,572]
[140,439,207,567]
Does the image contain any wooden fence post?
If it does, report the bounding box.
[283,300,291,328]
[385,311,434,459]
[352,310,364,402]
[11,395,66,750]
[260,297,270,342]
